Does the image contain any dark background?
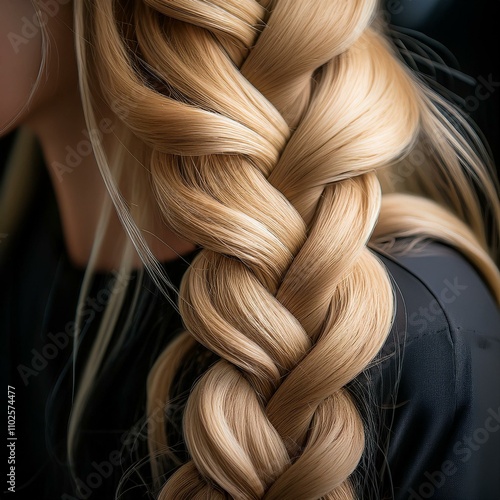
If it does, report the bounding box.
[1,0,499,172]
[388,0,500,168]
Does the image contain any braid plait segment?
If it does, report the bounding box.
[90,0,421,497]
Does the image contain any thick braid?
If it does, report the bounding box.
[87,0,421,497]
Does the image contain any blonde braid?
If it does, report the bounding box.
[132,1,417,497]
[73,0,499,498]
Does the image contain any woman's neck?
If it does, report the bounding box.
[26,87,196,271]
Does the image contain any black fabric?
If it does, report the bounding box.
[372,246,500,500]
[2,170,500,499]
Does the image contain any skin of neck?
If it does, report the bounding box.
[28,95,196,270]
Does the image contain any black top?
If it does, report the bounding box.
[2,168,500,500]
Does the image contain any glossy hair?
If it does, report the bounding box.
[6,0,498,498]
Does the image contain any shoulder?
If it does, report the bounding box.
[367,241,500,499]
[379,240,499,336]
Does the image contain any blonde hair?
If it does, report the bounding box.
[4,0,499,498]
